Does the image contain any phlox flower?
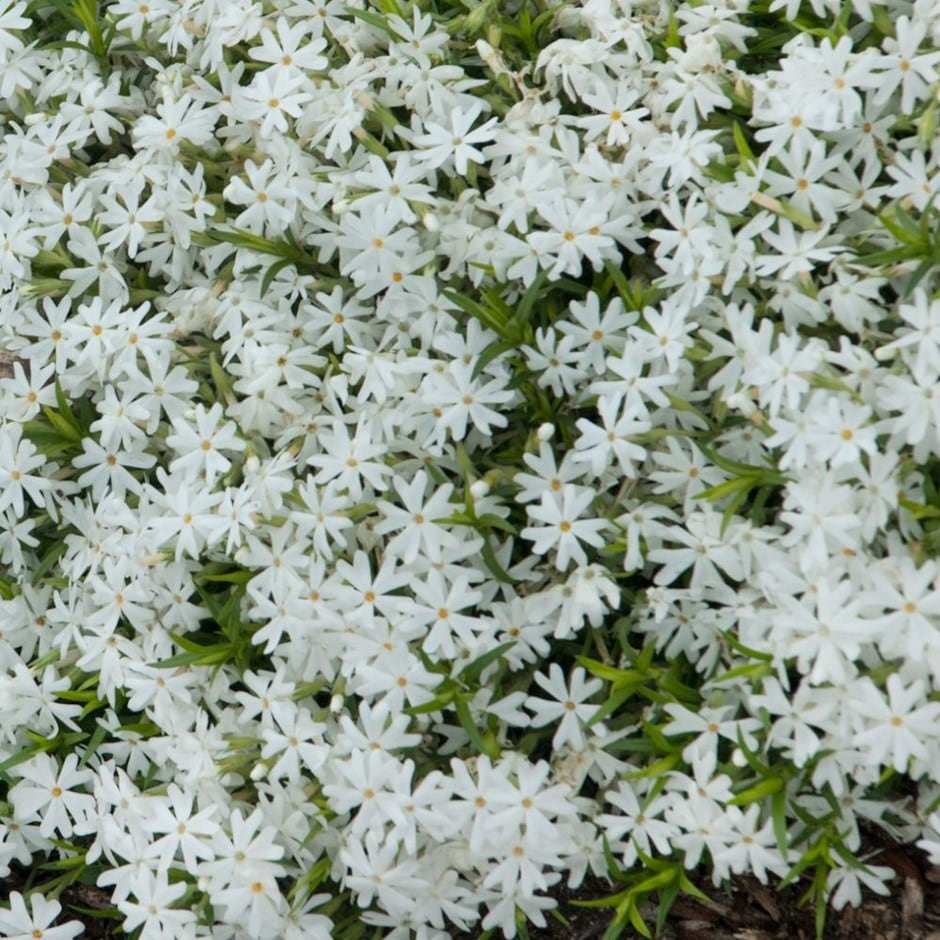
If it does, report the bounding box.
[410,104,498,176]
[597,782,676,866]
[118,870,197,940]
[525,664,602,751]
[521,485,609,571]
[649,509,745,599]
[572,398,651,478]
[222,158,297,235]
[877,289,940,377]
[557,292,636,374]
[827,862,894,911]
[405,570,483,659]
[145,782,220,871]
[514,442,582,505]
[662,703,760,762]
[144,468,225,560]
[529,198,619,279]
[306,417,393,497]
[133,93,216,155]
[577,80,648,146]
[249,15,328,73]
[374,470,461,564]
[522,327,587,397]
[166,402,245,483]
[482,830,562,897]
[773,578,878,685]
[421,361,513,442]
[484,759,575,846]
[711,805,788,885]
[755,220,844,279]
[804,395,878,468]
[0,423,51,518]
[341,831,428,920]
[875,16,940,114]
[852,674,940,773]
[199,808,286,897]
[0,893,82,940]
[11,753,95,839]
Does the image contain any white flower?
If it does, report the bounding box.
[0,892,83,940]
[118,869,197,940]
[410,104,498,176]
[525,664,603,751]
[853,674,940,773]
[11,753,95,839]
[521,485,609,571]
[341,831,428,919]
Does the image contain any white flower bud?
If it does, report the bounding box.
[250,763,267,781]
[726,391,757,417]
[470,479,489,500]
[330,693,344,714]
[422,213,439,233]
[244,455,261,475]
[537,423,555,442]
[731,748,748,768]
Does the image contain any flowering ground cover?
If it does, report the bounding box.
[1,0,940,937]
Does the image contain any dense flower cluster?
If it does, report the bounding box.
[1,0,939,936]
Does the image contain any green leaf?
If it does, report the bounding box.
[197,564,254,584]
[403,690,454,715]
[655,881,680,937]
[626,896,652,938]
[626,753,680,780]
[695,475,756,503]
[444,289,518,342]
[479,538,514,584]
[471,339,518,381]
[729,775,783,805]
[507,270,548,335]
[31,539,69,586]
[346,4,399,36]
[601,907,631,940]
[732,121,755,164]
[585,683,638,730]
[573,888,631,909]
[0,740,56,774]
[78,719,108,762]
[261,257,296,297]
[454,695,499,758]
[899,499,940,520]
[771,787,790,856]
[459,642,515,684]
[577,656,643,685]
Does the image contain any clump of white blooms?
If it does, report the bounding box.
[1,0,940,936]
